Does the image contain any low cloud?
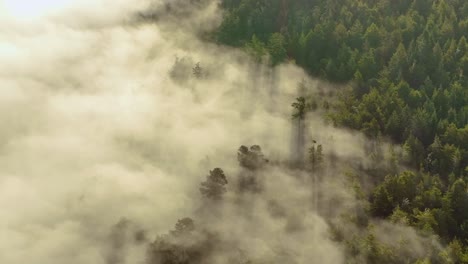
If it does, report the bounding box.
[0,0,444,263]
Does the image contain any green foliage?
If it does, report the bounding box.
[291,97,307,120]
[308,144,324,172]
[371,171,420,217]
[217,0,467,180]
[244,35,268,63]
[267,33,287,65]
[217,0,468,255]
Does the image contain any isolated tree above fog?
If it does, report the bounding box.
[237,145,268,170]
[170,218,195,237]
[169,56,193,84]
[199,168,228,200]
[147,218,198,264]
[192,62,203,79]
[236,145,268,194]
[308,144,324,172]
[291,97,307,120]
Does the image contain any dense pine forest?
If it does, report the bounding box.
[214,0,468,262]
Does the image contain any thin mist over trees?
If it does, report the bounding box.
[2,0,467,263]
[144,133,450,263]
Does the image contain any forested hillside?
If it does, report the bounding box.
[217,0,468,260]
[3,0,468,263]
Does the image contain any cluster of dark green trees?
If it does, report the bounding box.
[145,142,453,263]
[216,0,468,260]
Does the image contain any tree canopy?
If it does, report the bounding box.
[216,0,468,256]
